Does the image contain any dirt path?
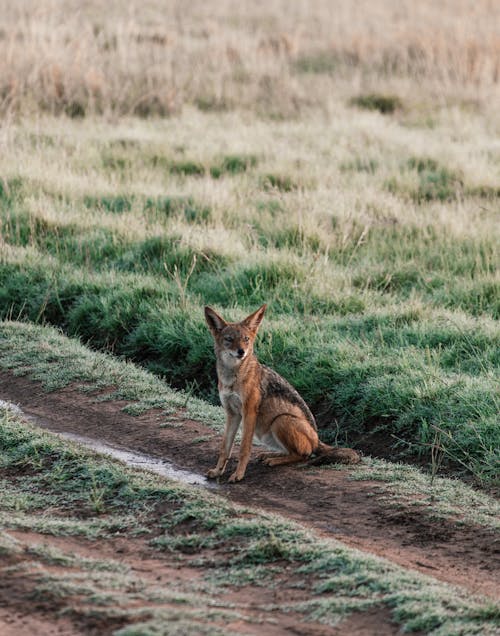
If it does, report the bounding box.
[1,371,499,606]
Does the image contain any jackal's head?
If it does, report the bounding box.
[204,304,266,366]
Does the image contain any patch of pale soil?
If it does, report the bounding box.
[0,610,81,636]
[1,371,499,603]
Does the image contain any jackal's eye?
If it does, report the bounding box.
[243,336,250,343]
[223,335,233,344]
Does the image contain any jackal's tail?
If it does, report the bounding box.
[309,441,362,466]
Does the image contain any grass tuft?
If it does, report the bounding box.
[260,173,299,192]
[385,157,464,202]
[210,154,258,179]
[83,195,133,213]
[292,51,339,75]
[350,93,403,114]
[169,161,206,177]
[144,196,211,224]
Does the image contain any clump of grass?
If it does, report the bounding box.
[408,157,462,202]
[126,235,227,276]
[101,152,132,172]
[191,258,306,307]
[256,225,322,253]
[407,157,440,173]
[254,199,284,215]
[146,153,170,169]
[169,160,206,177]
[465,184,500,199]
[350,457,500,530]
[83,195,133,213]
[194,95,232,112]
[1,211,60,248]
[340,158,379,173]
[132,93,179,118]
[108,138,141,150]
[292,51,339,75]
[0,177,24,204]
[260,173,299,192]
[65,100,86,118]
[386,157,463,202]
[350,93,403,114]
[210,154,258,178]
[144,196,211,224]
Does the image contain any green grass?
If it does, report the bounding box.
[83,194,133,213]
[350,93,403,114]
[0,112,498,484]
[169,160,206,177]
[1,404,499,635]
[349,458,500,530]
[210,154,258,178]
[260,172,300,192]
[144,196,211,224]
[386,157,464,202]
[0,320,223,424]
[0,254,497,483]
[292,51,339,75]
[0,319,499,531]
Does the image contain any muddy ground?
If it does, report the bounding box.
[0,371,499,634]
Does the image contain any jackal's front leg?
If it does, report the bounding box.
[206,410,240,479]
[228,404,257,483]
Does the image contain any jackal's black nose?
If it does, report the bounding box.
[237,349,245,357]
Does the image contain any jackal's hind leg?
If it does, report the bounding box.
[269,414,318,465]
[262,453,305,466]
[257,451,284,462]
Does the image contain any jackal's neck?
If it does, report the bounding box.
[216,353,259,388]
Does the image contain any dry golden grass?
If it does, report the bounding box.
[1,0,499,119]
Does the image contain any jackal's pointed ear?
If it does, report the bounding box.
[242,304,267,333]
[204,306,227,336]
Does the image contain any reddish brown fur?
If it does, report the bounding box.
[204,304,360,482]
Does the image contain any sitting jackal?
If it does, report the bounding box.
[204,304,360,482]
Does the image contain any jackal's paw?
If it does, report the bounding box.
[206,467,223,479]
[228,470,244,483]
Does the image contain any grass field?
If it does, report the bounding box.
[1,102,499,483]
[1,3,499,632]
[1,2,499,486]
[2,319,499,532]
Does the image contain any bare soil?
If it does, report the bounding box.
[1,371,499,634]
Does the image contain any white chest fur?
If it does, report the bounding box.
[219,385,242,414]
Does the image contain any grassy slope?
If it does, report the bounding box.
[0,357,499,635]
[1,320,499,532]
[0,109,498,483]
